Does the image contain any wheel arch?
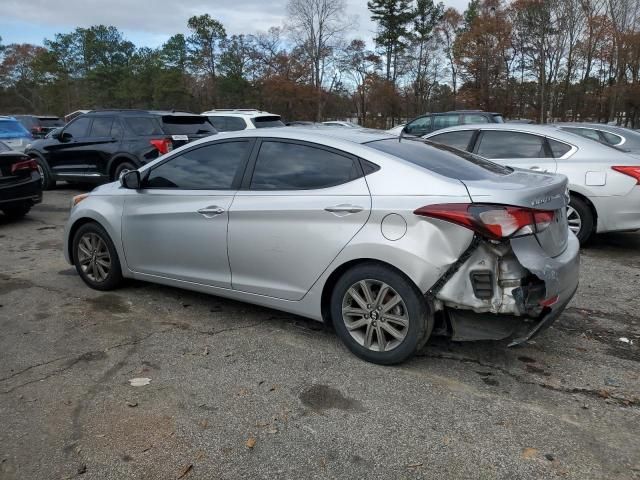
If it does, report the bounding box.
[569,189,598,230]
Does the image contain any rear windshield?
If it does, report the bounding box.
[365,138,513,180]
[124,117,163,136]
[39,117,64,127]
[493,115,505,123]
[251,116,285,128]
[160,116,217,135]
[0,120,30,136]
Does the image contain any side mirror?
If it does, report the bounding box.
[52,130,62,140]
[60,132,73,142]
[121,170,141,189]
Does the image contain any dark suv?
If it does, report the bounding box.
[14,115,65,139]
[402,110,504,137]
[26,110,216,189]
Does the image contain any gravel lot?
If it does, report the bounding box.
[1,187,639,480]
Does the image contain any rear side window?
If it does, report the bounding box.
[251,116,285,128]
[250,141,360,190]
[476,131,547,159]
[89,117,114,137]
[429,130,475,151]
[366,138,512,180]
[433,114,460,130]
[563,127,600,141]
[226,117,247,131]
[160,116,216,135]
[64,117,91,138]
[601,131,623,145]
[462,114,489,125]
[492,115,505,123]
[146,141,250,189]
[548,138,572,158]
[124,117,163,136]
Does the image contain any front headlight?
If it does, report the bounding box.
[71,193,89,208]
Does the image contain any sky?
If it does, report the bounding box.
[0,0,470,49]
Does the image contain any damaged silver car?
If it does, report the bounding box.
[63,128,579,364]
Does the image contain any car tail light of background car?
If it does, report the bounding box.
[612,166,640,184]
[10,158,39,175]
[414,203,555,240]
[149,138,173,155]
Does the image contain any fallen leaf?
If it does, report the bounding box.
[126,401,138,408]
[521,447,538,459]
[597,389,610,399]
[199,419,208,429]
[246,437,257,449]
[266,427,278,434]
[406,462,423,469]
[129,378,151,387]
[176,464,193,479]
[256,420,270,427]
[202,346,209,356]
[442,436,450,446]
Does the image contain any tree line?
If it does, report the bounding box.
[1,0,640,128]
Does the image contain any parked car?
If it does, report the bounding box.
[64,110,90,123]
[202,109,284,131]
[64,127,579,365]
[14,115,65,139]
[0,141,42,219]
[399,110,504,137]
[555,123,640,154]
[285,121,317,126]
[423,124,640,243]
[26,110,216,189]
[322,121,360,128]
[0,116,33,152]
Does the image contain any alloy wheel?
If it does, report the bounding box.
[77,232,111,282]
[566,205,582,235]
[341,279,409,352]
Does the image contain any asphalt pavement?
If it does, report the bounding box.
[0,186,638,479]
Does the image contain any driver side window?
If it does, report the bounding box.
[406,116,431,135]
[145,141,251,190]
[63,117,91,139]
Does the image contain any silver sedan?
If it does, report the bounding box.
[64,128,579,364]
[423,124,640,243]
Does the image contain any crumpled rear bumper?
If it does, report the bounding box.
[434,232,580,344]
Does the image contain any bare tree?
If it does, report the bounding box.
[287,0,349,120]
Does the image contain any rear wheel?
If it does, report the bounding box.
[72,222,123,290]
[2,203,31,219]
[331,263,432,365]
[567,195,594,245]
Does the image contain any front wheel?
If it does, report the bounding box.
[567,195,594,245]
[330,263,432,365]
[72,222,123,290]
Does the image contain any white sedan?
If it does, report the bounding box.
[423,123,640,243]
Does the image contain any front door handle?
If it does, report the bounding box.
[324,204,364,215]
[197,206,225,218]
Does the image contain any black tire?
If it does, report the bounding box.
[2,203,31,219]
[112,161,136,182]
[568,195,595,245]
[33,156,56,190]
[330,263,432,365]
[72,222,123,291]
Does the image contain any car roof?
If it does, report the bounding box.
[555,122,639,135]
[202,109,279,117]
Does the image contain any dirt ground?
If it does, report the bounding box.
[0,186,639,480]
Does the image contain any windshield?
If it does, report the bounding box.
[0,120,30,137]
[161,116,217,135]
[252,116,285,128]
[365,138,513,180]
[0,141,10,152]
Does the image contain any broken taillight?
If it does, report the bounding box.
[414,203,555,240]
[612,166,640,184]
[149,138,173,155]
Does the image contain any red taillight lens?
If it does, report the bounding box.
[612,166,640,184]
[11,158,39,174]
[149,138,173,155]
[414,203,555,240]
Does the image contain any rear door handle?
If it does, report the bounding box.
[324,204,364,215]
[197,206,225,218]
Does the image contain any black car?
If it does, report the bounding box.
[26,110,217,189]
[0,141,42,219]
[14,115,65,139]
[402,110,504,137]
